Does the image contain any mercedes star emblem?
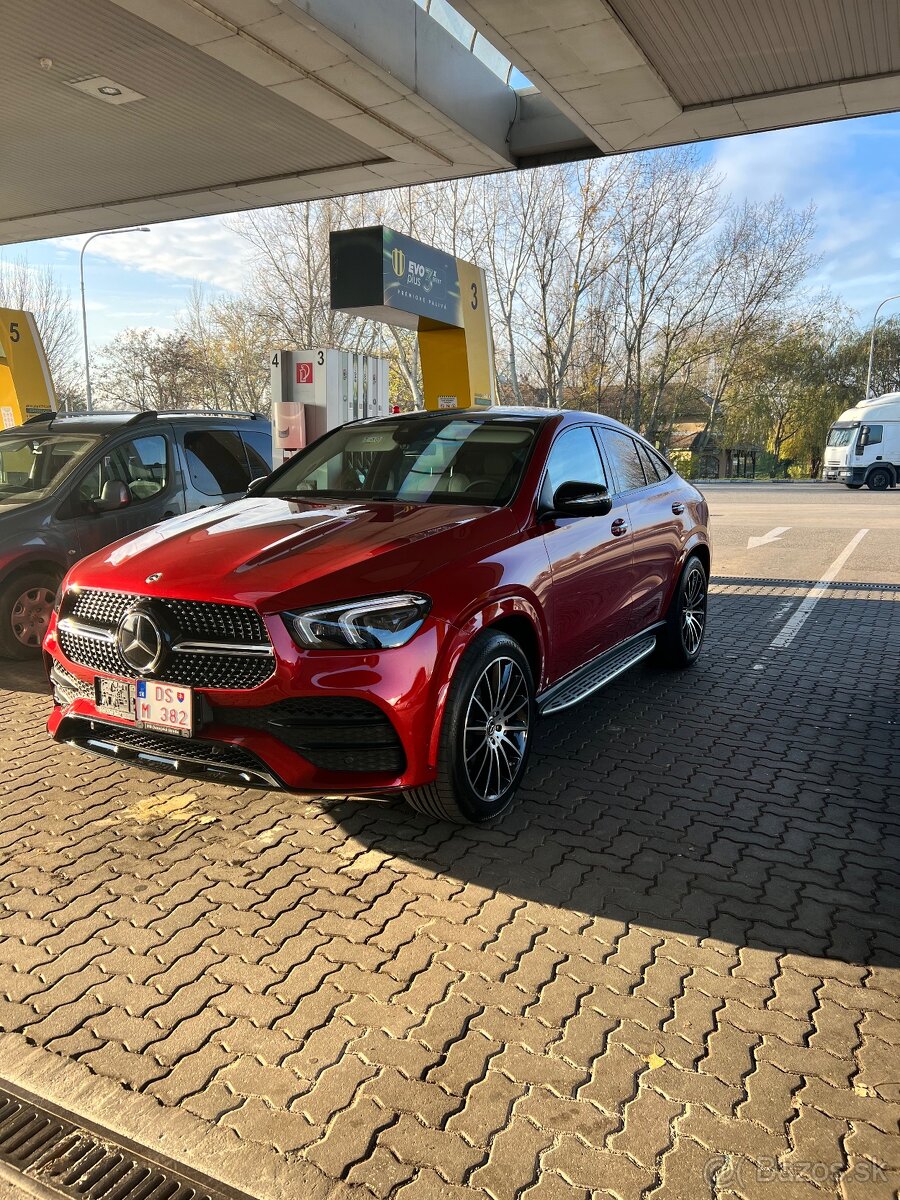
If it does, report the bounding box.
[118,608,165,674]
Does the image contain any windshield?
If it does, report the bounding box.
[826,423,858,447]
[265,417,540,506]
[0,432,99,504]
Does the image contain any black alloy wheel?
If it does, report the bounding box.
[404,630,535,823]
[657,554,708,667]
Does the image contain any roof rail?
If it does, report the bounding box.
[20,407,266,425]
[23,409,152,422]
[162,409,265,420]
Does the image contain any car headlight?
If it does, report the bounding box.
[283,593,431,650]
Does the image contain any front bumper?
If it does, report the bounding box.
[44,613,454,794]
[822,465,863,483]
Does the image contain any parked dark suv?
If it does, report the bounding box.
[0,410,271,657]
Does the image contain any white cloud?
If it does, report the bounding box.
[711,122,840,206]
[710,117,900,319]
[53,215,253,294]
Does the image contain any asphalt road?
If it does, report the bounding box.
[701,481,900,585]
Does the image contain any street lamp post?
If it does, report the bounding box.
[79,227,149,412]
[863,292,900,401]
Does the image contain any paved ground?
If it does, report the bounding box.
[0,483,898,1199]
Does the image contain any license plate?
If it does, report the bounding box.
[135,680,194,737]
[95,675,134,720]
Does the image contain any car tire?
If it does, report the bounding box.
[846,483,863,490]
[404,630,535,823]
[656,554,708,668]
[0,570,59,659]
[866,468,892,491]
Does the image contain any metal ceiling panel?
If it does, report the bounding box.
[609,0,900,106]
[1,0,379,222]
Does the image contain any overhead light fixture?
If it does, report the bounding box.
[65,75,145,105]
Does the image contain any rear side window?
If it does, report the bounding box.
[637,442,672,483]
[241,430,272,481]
[184,430,251,496]
[601,430,646,492]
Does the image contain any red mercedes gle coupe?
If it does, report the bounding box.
[44,409,709,822]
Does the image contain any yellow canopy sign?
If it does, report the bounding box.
[330,227,496,412]
[0,308,57,429]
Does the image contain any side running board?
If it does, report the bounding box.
[538,634,657,716]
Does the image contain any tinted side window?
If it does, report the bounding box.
[74,435,168,514]
[637,442,673,483]
[637,444,661,483]
[862,424,883,446]
[184,430,250,496]
[602,430,646,493]
[543,427,607,503]
[648,446,673,479]
[241,430,272,481]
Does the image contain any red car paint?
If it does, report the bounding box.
[44,410,709,794]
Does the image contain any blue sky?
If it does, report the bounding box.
[4,111,900,351]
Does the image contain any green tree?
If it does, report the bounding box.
[723,311,858,477]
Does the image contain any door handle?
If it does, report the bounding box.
[611,518,629,536]
[671,502,685,515]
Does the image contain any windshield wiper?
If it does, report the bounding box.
[266,490,344,500]
[267,490,401,502]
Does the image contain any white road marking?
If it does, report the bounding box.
[768,529,869,650]
[747,526,791,548]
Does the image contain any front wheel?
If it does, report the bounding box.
[656,555,708,668]
[866,468,892,491]
[0,571,59,659]
[404,631,535,823]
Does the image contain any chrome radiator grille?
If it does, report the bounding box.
[57,589,275,690]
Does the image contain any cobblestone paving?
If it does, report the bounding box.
[0,582,898,1199]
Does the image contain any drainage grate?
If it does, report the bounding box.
[0,1081,252,1200]
[711,575,900,592]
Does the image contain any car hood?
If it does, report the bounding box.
[70,496,517,609]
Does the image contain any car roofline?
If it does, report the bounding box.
[16,409,265,434]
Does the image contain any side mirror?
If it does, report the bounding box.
[857,427,869,451]
[550,481,613,518]
[94,480,130,512]
[245,475,268,496]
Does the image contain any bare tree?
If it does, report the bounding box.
[695,196,818,448]
[94,329,198,411]
[182,286,272,413]
[100,155,822,441]
[0,257,82,407]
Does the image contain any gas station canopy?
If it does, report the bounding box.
[2,0,899,245]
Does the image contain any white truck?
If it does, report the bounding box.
[822,391,900,490]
